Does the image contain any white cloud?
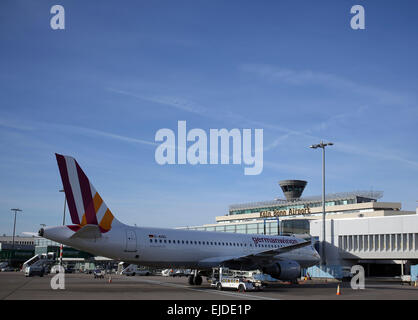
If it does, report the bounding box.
[61,124,158,147]
[334,142,418,169]
[0,118,34,131]
[108,88,208,115]
[239,64,409,105]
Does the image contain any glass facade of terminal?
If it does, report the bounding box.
[191,221,279,235]
[183,219,310,236]
[229,199,357,216]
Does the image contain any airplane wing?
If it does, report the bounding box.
[197,240,312,268]
[245,240,312,258]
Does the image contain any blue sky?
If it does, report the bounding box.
[0,0,417,236]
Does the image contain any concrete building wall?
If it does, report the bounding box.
[310,214,418,265]
[0,236,36,246]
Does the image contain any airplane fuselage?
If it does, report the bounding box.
[42,223,320,270]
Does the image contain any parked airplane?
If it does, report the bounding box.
[39,154,320,285]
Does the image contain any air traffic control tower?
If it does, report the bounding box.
[279,180,307,201]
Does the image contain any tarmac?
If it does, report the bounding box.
[1,272,418,300]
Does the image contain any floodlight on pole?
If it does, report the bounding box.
[10,208,23,251]
[59,189,66,225]
[309,141,333,266]
[59,189,67,265]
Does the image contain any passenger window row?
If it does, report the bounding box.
[149,239,252,247]
[149,238,282,249]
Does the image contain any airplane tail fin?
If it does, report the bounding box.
[55,153,120,233]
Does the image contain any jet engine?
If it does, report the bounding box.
[262,260,301,281]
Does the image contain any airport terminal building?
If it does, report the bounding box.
[0,235,112,271]
[180,180,418,277]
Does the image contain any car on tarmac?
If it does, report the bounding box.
[65,266,75,274]
[162,269,189,277]
[211,276,256,292]
[121,265,139,276]
[25,265,45,277]
[1,267,15,272]
[136,269,152,276]
[93,269,105,279]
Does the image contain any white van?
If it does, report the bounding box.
[121,264,139,276]
[122,264,151,276]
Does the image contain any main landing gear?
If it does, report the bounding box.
[188,270,202,285]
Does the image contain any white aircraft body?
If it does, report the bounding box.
[40,154,320,285]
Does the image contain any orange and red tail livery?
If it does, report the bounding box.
[55,153,116,233]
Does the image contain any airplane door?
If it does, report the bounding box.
[244,239,251,255]
[244,246,251,255]
[125,230,137,252]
